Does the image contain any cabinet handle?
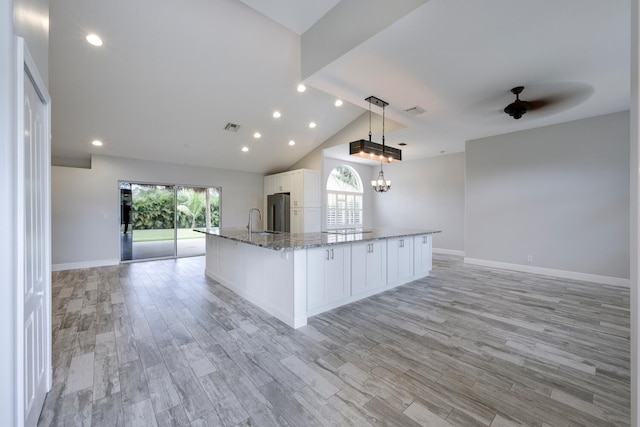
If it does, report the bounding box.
[326,250,329,260]
[370,243,374,253]
[331,249,334,259]
[423,236,427,244]
[399,239,404,248]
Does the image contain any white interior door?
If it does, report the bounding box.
[17,37,51,427]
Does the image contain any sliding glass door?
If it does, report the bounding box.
[176,186,220,257]
[119,182,220,262]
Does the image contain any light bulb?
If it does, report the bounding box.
[85,34,103,47]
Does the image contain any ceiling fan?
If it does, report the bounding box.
[502,83,596,120]
[466,82,594,124]
[503,86,543,119]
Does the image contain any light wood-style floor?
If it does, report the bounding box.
[39,254,630,426]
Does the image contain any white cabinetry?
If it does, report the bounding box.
[307,245,351,312]
[264,171,292,195]
[264,169,321,232]
[290,169,320,208]
[275,173,291,193]
[264,175,275,197]
[387,237,414,286]
[351,240,386,296]
[291,207,321,234]
[414,234,432,276]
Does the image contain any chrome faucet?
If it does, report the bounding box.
[247,208,262,235]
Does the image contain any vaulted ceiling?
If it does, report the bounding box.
[49,0,630,173]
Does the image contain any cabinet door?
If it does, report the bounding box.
[387,237,414,285]
[307,247,328,310]
[351,243,367,295]
[325,246,350,304]
[387,238,400,285]
[414,234,432,276]
[275,172,291,193]
[397,238,414,281]
[291,170,303,207]
[365,240,386,291]
[302,207,321,233]
[352,241,385,296]
[290,169,320,208]
[291,208,303,234]
[264,175,275,196]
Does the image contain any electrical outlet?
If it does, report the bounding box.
[527,255,534,263]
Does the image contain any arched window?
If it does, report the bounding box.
[326,165,363,228]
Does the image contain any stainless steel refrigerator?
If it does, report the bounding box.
[267,193,290,232]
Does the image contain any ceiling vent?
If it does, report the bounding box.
[224,122,241,132]
[404,106,426,115]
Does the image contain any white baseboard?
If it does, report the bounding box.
[464,257,630,288]
[433,248,465,257]
[52,258,120,271]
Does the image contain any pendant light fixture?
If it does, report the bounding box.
[348,96,400,192]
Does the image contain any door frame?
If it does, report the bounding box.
[15,36,52,427]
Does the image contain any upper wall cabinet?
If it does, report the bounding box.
[264,169,320,208]
[264,172,292,195]
[290,169,320,208]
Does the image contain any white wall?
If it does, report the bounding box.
[13,0,48,83]
[52,155,263,268]
[373,152,465,253]
[322,156,375,231]
[466,111,630,282]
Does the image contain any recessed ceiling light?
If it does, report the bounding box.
[253,132,261,139]
[273,111,281,118]
[91,140,103,147]
[288,140,295,146]
[334,99,343,107]
[308,122,316,128]
[297,84,306,93]
[242,146,249,152]
[85,34,103,47]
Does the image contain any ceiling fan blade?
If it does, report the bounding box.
[524,85,594,117]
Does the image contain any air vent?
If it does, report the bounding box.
[404,106,425,115]
[224,122,241,132]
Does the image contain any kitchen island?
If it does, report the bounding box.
[198,227,440,328]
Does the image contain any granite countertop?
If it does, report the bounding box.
[195,227,441,251]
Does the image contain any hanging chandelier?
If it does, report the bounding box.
[348,96,400,192]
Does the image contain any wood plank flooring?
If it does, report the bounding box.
[39,254,630,426]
